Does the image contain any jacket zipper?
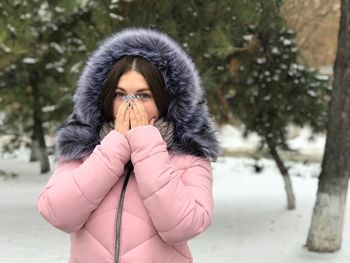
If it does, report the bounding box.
[114,161,133,263]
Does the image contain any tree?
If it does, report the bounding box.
[0,0,99,173]
[227,0,331,209]
[306,0,350,252]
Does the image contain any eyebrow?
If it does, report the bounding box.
[116,87,150,92]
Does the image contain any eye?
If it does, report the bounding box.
[114,91,124,97]
[136,93,151,99]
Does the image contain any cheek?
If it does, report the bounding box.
[113,99,122,115]
[143,102,158,119]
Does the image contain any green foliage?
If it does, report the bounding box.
[0,0,99,152]
[0,0,331,156]
[229,1,331,150]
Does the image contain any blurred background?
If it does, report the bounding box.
[1,0,349,262]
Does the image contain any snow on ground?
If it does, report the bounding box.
[191,157,350,263]
[1,125,349,263]
[219,124,326,160]
[0,155,349,263]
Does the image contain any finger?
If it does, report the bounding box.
[134,99,148,124]
[116,101,128,124]
[131,100,143,125]
[122,101,129,119]
[129,105,137,128]
[116,100,127,116]
[122,100,131,117]
[123,107,130,130]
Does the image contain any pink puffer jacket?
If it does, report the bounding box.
[37,125,213,263]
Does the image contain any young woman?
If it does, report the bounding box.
[37,27,221,263]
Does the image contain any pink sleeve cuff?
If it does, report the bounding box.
[98,129,131,166]
[126,125,167,164]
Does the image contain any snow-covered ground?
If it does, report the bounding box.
[219,124,326,161]
[1,125,349,263]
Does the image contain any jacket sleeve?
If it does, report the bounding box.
[37,130,131,233]
[126,125,213,245]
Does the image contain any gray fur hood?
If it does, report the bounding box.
[55,27,222,162]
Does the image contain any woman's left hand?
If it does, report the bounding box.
[129,99,156,128]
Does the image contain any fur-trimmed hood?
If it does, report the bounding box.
[55,27,222,162]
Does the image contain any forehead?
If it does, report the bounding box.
[116,70,150,92]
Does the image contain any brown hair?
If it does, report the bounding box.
[100,56,169,121]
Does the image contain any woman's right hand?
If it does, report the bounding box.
[114,100,131,136]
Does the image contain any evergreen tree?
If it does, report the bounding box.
[226,0,331,209]
[0,0,98,172]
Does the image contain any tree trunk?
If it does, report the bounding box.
[306,0,350,252]
[267,141,296,210]
[213,87,239,125]
[29,129,39,162]
[30,71,50,174]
